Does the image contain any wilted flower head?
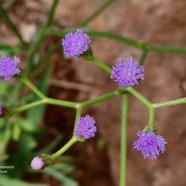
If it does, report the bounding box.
[62,29,91,57]
[111,56,144,86]
[74,115,97,139]
[133,130,167,160]
[0,56,20,80]
[30,156,46,170]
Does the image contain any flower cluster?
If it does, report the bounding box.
[111,56,144,86]
[62,29,91,57]
[133,130,167,160]
[0,28,169,173]
[0,56,20,80]
[74,115,97,139]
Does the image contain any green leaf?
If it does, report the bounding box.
[12,122,21,141]
[0,119,6,129]
[19,118,39,133]
[52,163,76,175]
[0,175,47,186]
[44,167,79,186]
[0,143,8,161]
[0,128,12,144]
[0,81,9,94]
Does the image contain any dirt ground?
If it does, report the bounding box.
[1,0,186,186]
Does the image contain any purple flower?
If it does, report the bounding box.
[0,56,20,80]
[111,56,144,86]
[0,103,2,116]
[133,130,167,160]
[62,29,91,57]
[74,115,97,139]
[30,156,46,170]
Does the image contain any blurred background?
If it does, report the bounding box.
[1,0,186,186]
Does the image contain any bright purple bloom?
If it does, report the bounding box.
[74,115,97,139]
[0,56,20,80]
[133,131,167,160]
[111,56,144,86]
[30,156,46,170]
[62,29,91,57]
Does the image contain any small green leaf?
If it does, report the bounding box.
[12,122,21,141]
[1,128,11,144]
[19,118,39,133]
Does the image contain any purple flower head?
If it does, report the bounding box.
[74,115,97,139]
[133,130,167,160]
[111,56,144,86]
[0,56,20,80]
[30,156,46,170]
[0,103,2,116]
[62,29,91,57]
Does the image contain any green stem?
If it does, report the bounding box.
[48,28,142,49]
[48,28,186,54]
[86,30,146,49]
[139,50,148,65]
[147,45,186,53]
[45,0,59,27]
[73,107,82,133]
[127,87,151,107]
[12,97,78,113]
[152,97,186,109]
[88,30,186,53]
[45,98,77,108]
[81,90,119,108]
[80,0,114,26]
[0,5,27,46]
[12,100,46,113]
[120,94,128,186]
[12,88,128,113]
[17,75,46,99]
[50,136,77,161]
[91,57,112,74]
[75,108,82,123]
[127,87,154,126]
